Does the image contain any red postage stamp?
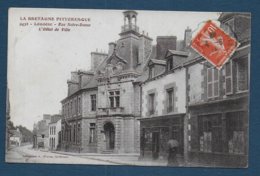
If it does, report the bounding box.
[191,20,239,69]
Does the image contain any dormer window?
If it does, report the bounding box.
[149,66,155,78]
[221,18,235,37]
[168,58,173,70]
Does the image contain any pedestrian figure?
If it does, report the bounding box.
[167,139,179,166]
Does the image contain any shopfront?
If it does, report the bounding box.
[140,114,185,160]
[188,95,248,167]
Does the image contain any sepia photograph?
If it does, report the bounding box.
[6,8,250,168]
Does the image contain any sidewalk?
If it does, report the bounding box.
[51,150,168,166]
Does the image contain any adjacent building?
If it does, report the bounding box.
[33,114,51,149]
[139,28,192,161]
[61,10,153,153]
[49,115,62,150]
[186,13,250,167]
[10,128,22,146]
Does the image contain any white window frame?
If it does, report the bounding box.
[207,67,219,98]
[109,90,120,108]
[225,61,233,95]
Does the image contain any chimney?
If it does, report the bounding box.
[156,36,177,60]
[108,42,116,56]
[184,26,192,48]
[91,51,108,71]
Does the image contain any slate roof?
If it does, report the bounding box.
[83,76,98,89]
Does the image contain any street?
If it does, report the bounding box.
[5,144,168,166]
[5,145,117,165]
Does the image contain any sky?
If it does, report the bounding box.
[8,8,219,131]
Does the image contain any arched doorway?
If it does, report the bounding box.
[104,122,115,150]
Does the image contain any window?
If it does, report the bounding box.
[89,123,96,143]
[236,57,248,92]
[78,97,81,115]
[109,91,120,108]
[149,66,155,78]
[74,98,77,116]
[70,101,72,117]
[226,112,246,154]
[168,59,173,70]
[91,94,96,111]
[73,124,76,143]
[77,123,81,144]
[167,88,174,113]
[67,102,70,117]
[66,103,69,118]
[207,67,219,98]
[69,127,72,142]
[149,93,155,115]
[198,114,223,153]
[225,61,233,94]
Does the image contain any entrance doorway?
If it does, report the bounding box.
[104,122,115,150]
[152,132,160,159]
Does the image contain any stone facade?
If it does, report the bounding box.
[60,10,152,154]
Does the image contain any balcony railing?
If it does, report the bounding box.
[98,107,125,115]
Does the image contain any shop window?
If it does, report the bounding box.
[89,123,96,143]
[198,114,222,153]
[166,88,174,113]
[226,112,246,154]
[236,57,248,92]
[207,67,219,98]
[159,127,170,154]
[109,91,120,108]
[143,128,152,151]
[91,94,96,111]
[149,93,155,115]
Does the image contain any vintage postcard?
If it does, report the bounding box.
[6,8,250,167]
